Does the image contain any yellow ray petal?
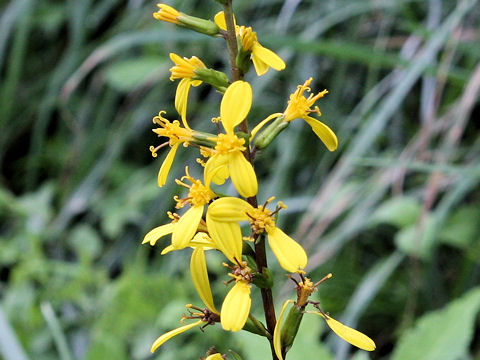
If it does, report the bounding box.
[142,223,175,245]
[172,206,203,249]
[273,299,295,360]
[207,197,252,222]
[221,281,251,331]
[158,143,180,187]
[314,313,376,351]
[206,214,243,263]
[303,116,338,151]
[160,244,175,255]
[251,54,270,76]
[204,154,229,187]
[205,354,224,360]
[228,151,258,198]
[267,227,307,273]
[190,247,219,314]
[213,11,236,30]
[252,43,286,71]
[150,320,204,353]
[175,78,192,127]
[220,81,253,134]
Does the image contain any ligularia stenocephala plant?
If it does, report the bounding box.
[143,2,375,359]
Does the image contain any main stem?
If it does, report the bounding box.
[222,2,279,359]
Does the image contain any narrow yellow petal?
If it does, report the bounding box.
[190,247,219,314]
[273,299,295,360]
[207,197,252,222]
[221,281,251,331]
[204,154,229,187]
[316,314,376,351]
[267,227,307,273]
[150,320,204,353]
[252,43,286,72]
[206,214,243,263]
[220,81,253,134]
[142,223,175,245]
[229,152,258,198]
[172,206,203,249]
[303,116,338,151]
[175,78,192,127]
[158,143,180,187]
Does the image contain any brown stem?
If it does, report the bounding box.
[222,2,278,359]
[222,0,241,82]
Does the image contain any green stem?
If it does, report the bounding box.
[222,2,278,359]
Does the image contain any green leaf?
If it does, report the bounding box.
[439,205,478,249]
[392,287,480,360]
[394,215,436,260]
[369,196,421,228]
[104,56,167,91]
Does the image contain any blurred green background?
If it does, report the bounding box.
[1,0,479,359]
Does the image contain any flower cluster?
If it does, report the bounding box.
[143,3,374,359]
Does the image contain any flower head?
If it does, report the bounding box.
[150,111,194,187]
[169,53,207,123]
[207,196,307,273]
[283,78,338,151]
[214,12,286,76]
[153,4,180,24]
[220,262,253,331]
[171,167,215,249]
[204,81,258,198]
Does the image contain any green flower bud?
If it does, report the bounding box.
[178,14,220,36]
[194,68,230,93]
[254,115,289,150]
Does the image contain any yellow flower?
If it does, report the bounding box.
[150,304,219,353]
[207,196,307,273]
[220,263,253,332]
[204,81,258,198]
[169,53,207,123]
[153,3,180,24]
[150,111,194,187]
[172,167,216,249]
[283,78,337,151]
[214,12,286,76]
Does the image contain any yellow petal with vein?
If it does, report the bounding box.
[207,197,252,222]
[267,227,307,273]
[158,143,179,187]
[172,206,203,249]
[273,299,295,360]
[190,247,219,314]
[150,320,204,353]
[303,116,338,151]
[206,214,243,263]
[229,151,258,198]
[251,55,270,76]
[317,314,376,351]
[142,223,175,245]
[220,81,252,134]
[221,281,251,331]
[175,78,192,127]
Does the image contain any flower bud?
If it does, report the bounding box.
[254,115,289,150]
[178,13,220,36]
[194,68,230,93]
